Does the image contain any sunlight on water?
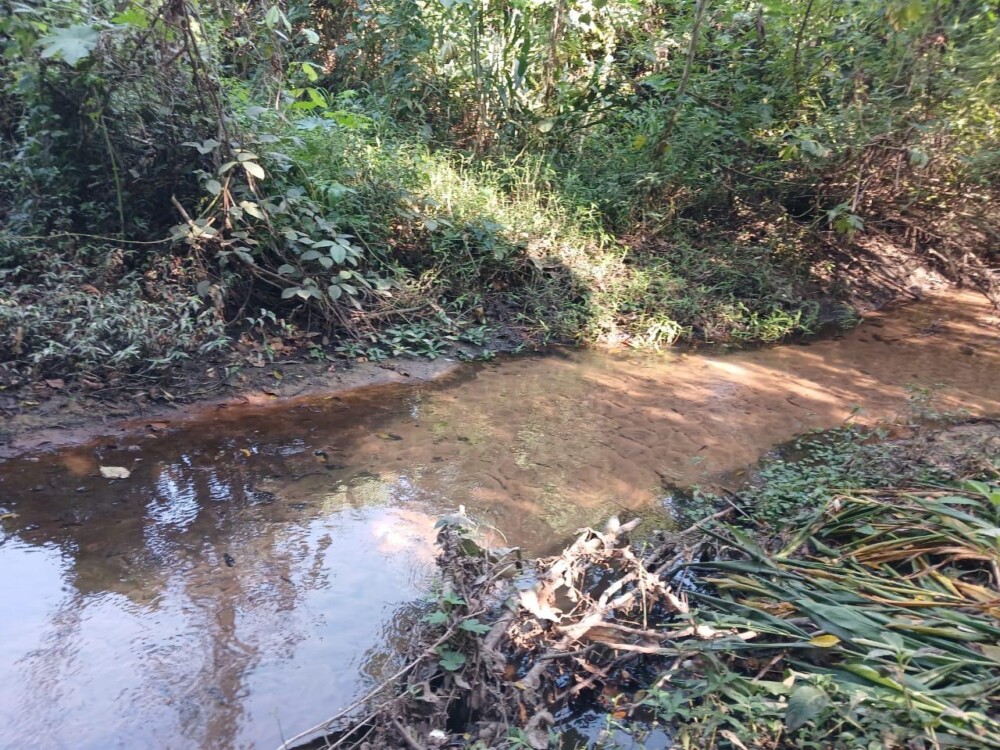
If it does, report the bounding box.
[0,291,998,749]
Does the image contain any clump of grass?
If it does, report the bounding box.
[647,479,1000,750]
[718,413,988,531]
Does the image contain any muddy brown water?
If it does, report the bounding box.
[1,291,998,749]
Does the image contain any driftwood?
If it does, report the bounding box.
[278,510,734,750]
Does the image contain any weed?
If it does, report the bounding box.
[681,418,970,532]
[0,249,229,384]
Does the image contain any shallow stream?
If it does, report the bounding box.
[1,291,998,749]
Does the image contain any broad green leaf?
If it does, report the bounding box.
[301,62,319,82]
[786,685,828,732]
[327,284,342,300]
[243,161,265,179]
[38,25,100,67]
[798,601,883,641]
[459,618,492,635]
[240,201,264,219]
[205,179,222,196]
[111,7,149,28]
[438,649,466,671]
[264,5,291,31]
[185,139,221,155]
[422,610,448,625]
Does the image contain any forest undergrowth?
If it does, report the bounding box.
[2,0,999,394]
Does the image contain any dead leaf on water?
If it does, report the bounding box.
[376,432,403,441]
[99,466,131,480]
[0,512,18,521]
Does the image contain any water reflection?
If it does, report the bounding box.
[0,290,998,748]
[0,452,441,749]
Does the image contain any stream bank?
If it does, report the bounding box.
[0,237,964,458]
[0,289,998,749]
[286,418,1000,750]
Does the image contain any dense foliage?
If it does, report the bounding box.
[1,0,998,382]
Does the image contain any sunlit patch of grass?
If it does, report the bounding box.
[226,106,835,354]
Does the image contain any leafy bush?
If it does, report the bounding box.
[0,249,228,382]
